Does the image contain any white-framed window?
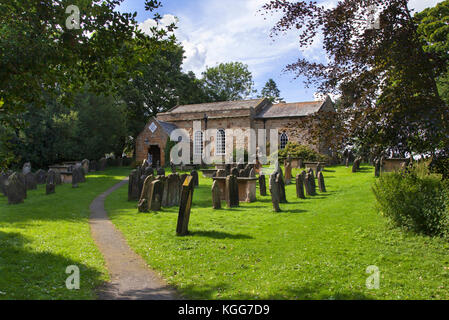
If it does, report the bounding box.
[194,131,203,155]
[216,129,226,156]
[280,132,289,149]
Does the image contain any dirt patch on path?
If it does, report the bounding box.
[89,178,179,300]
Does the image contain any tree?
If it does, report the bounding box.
[259,79,283,103]
[202,62,256,101]
[263,0,449,157]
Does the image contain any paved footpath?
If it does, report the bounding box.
[89,178,179,300]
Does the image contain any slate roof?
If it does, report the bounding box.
[156,119,178,135]
[161,99,265,114]
[255,100,326,119]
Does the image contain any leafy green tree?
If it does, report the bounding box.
[263,0,449,157]
[202,62,256,101]
[259,79,283,103]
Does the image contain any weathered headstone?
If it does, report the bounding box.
[25,172,37,190]
[307,173,316,196]
[55,171,62,185]
[138,175,155,213]
[98,158,107,171]
[46,170,56,195]
[296,174,305,199]
[144,166,155,177]
[318,171,326,193]
[190,170,199,188]
[259,174,267,196]
[81,159,90,175]
[225,164,231,176]
[352,159,359,173]
[90,160,98,172]
[160,175,169,207]
[128,170,140,201]
[75,164,86,183]
[6,173,26,204]
[17,173,27,199]
[269,173,281,212]
[212,180,221,209]
[239,169,246,177]
[176,176,195,236]
[72,167,82,188]
[167,174,181,207]
[0,171,8,196]
[216,169,226,177]
[231,167,239,177]
[225,175,239,208]
[149,180,163,211]
[22,162,32,175]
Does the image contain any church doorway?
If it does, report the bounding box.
[148,145,161,167]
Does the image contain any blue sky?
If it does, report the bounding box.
[118,0,443,103]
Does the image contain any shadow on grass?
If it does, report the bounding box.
[188,230,254,240]
[0,231,103,300]
[177,281,373,300]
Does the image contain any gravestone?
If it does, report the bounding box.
[179,174,188,203]
[81,159,90,175]
[237,163,245,171]
[212,180,221,209]
[304,172,312,196]
[138,175,155,213]
[159,175,169,207]
[352,159,359,173]
[318,171,326,193]
[142,159,150,169]
[375,159,381,177]
[190,170,199,188]
[225,175,239,208]
[6,173,26,204]
[144,166,155,177]
[25,172,37,190]
[17,173,27,199]
[46,170,56,195]
[259,174,267,196]
[170,162,177,174]
[157,167,166,176]
[35,169,47,185]
[22,162,32,175]
[128,170,140,201]
[98,158,107,171]
[149,180,163,211]
[307,173,316,196]
[231,167,239,177]
[239,169,246,178]
[90,160,98,172]
[167,174,181,207]
[296,174,305,199]
[225,164,231,176]
[75,164,86,183]
[72,167,82,188]
[284,159,292,185]
[269,173,281,212]
[249,168,256,178]
[55,171,62,185]
[176,176,195,236]
[0,171,8,196]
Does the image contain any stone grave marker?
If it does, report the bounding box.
[6,173,26,204]
[318,171,326,193]
[212,180,221,209]
[225,175,239,208]
[149,180,163,211]
[259,174,267,196]
[190,170,199,188]
[128,170,140,201]
[36,169,47,184]
[296,174,305,199]
[269,173,281,212]
[46,170,56,195]
[25,172,37,190]
[176,176,195,236]
[138,175,155,213]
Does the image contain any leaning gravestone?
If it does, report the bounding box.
[318,171,326,193]
[98,158,107,171]
[25,172,37,190]
[225,175,239,208]
[259,174,267,196]
[296,174,305,199]
[128,170,140,201]
[22,162,32,175]
[212,180,221,209]
[149,180,163,211]
[81,159,90,175]
[190,170,199,188]
[167,174,181,207]
[269,173,281,212]
[46,170,56,195]
[159,175,169,207]
[138,175,155,213]
[176,176,195,236]
[6,173,26,204]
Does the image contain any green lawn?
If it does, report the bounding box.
[0,167,129,300]
[105,165,449,300]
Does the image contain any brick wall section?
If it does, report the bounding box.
[136,119,169,165]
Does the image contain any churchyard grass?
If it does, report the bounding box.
[0,168,129,299]
[106,165,449,300]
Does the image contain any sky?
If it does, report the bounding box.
[117,0,444,103]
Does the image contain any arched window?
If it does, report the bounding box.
[194,131,203,155]
[216,129,226,156]
[280,132,288,149]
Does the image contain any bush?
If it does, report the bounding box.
[372,163,449,237]
[278,142,328,163]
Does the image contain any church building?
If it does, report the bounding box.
[136,96,334,166]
